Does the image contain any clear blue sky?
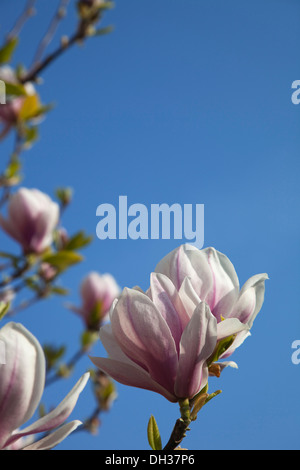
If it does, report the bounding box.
[0,0,300,450]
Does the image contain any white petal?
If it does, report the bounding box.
[0,322,45,449]
[22,421,82,450]
[10,373,89,441]
[217,318,249,340]
[175,302,217,399]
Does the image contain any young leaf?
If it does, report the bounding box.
[18,94,41,121]
[0,302,10,321]
[5,82,27,97]
[207,335,235,366]
[42,251,83,271]
[64,231,93,251]
[0,38,18,64]
[147,415,162,450]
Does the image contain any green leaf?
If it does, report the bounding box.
[205,390,222,405]
[64,231,93,251]
[207,335,235,366]
[43,344,66,370]
[0,302,10,321]
[190,392,209,421]
[147,415,162,451]
[4,157,21,179]
[94,25,114,36]
[23,126,39,149]
[5,82,27,97]
[18,94,41,121]
[50,286,69,296]
[42,251,83,271]
[0,38,18,64]
[81,330,99,350]
[24,275,40,292]
[55,187,73,207]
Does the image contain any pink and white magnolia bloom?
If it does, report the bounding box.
[0,322,89,450]
[69,272,120,329]
[91,272,247,402]
[155,244,268,358]
[0,187,60,254]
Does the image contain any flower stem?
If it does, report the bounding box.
[163,399,191,450]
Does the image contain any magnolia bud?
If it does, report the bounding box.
[0,188,59,254]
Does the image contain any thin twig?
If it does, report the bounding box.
[21,31,80,84]
[7,294,41,317]
[0,261,30,289]
[45,347,86,387]
[73,405,102,434]
[31,0,70,67]
[7,0,36,41]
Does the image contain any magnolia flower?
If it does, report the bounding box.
[155,244,268,358]
[0,322,89,450]
[69,272,120,330]
[0,187,60,254]
[0,66,37,140]
[91,273,247,402]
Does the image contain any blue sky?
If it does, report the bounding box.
[0,0,300,450]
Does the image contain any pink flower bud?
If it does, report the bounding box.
[0,187,60,254]
[55,227,69,250]
[69,272,120,330]
[39,262,57,282]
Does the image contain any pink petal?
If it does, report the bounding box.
[22,421,82,450]
[178,276,201,318]
[80,272,120,316]
[175,302,217,399]
[155,245,240,322]
[110,287,178,394]
[202,247,240,321]
[0,323,45,449]
[2,188,59,253]
[229,273,268,327]
[149,273,190,352]
[90,356,177,402]
[5,373,89,447]
[155,244,213,298]
[220,329,251,359]
[30,205,59,253]
[217,318,249,340]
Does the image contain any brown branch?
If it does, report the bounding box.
[163,418,191,450]
[21,30,82,84]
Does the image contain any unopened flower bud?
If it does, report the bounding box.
[69,272,120,330]
[0,188,59,254]
[39,262,57,282]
